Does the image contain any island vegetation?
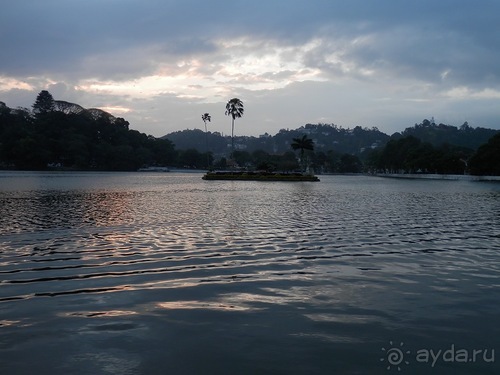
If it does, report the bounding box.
[202,171,319,181]
[0,91,499,175]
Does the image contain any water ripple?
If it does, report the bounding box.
[1,173,500,374]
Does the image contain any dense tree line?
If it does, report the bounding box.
[1,93,498,175]
[468,133,500,175]
[0,92,176,170]
[210,148,363,174]
[367,136,472,174]
[365,133,500,175]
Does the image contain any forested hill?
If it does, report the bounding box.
[395,119,498,150]
[164,120,499,156]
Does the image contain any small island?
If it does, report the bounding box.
[202,101,320,181]
[202,171,320,181]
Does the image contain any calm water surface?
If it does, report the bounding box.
[0,171,499,374]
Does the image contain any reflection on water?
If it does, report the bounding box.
[0,172,499,374]
[1,190,136,234]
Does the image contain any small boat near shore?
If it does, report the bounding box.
[202,171,320,181]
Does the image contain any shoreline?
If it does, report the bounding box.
[375,173,500,181]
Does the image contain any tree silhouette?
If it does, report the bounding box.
[225,98,244,155]
[201,113,211,132]
[32,90,55,116]
[291,134,314,172]
[201,113,211,169]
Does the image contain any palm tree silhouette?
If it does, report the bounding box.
[225,98,244,156]
[201,113,211,132]
[291,134,314,172]
[201,113,211,169]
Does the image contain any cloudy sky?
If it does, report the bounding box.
[1,0,499,137]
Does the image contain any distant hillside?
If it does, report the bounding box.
[395,119,499,150]
[163,123,391,157]
[163,120,500,156]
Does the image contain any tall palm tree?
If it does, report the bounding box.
[201,113,211,169]
[225,98,244,155]
[201,113,211,132]
[291,134,314,172]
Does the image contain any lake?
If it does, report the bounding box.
[0,171,499,374]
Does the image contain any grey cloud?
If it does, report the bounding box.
[3,0,498,85]
[2,1,500,136]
